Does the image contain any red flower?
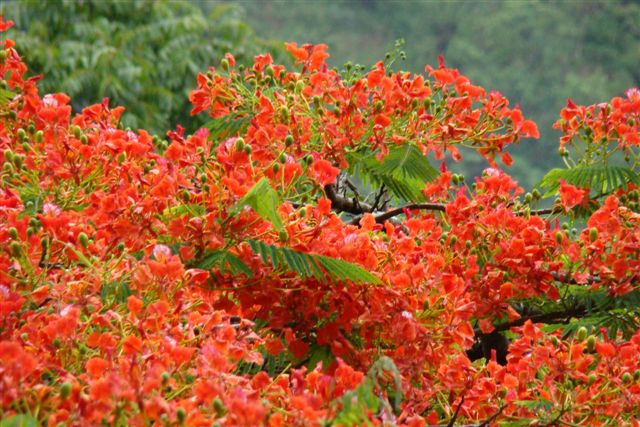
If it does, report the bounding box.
[559,180,589,210]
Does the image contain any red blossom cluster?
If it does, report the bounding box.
[1,17,640,426]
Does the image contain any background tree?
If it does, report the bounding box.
[232,0,640,187]
[1,0,284,134]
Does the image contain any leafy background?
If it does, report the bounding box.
[2,0,639,187]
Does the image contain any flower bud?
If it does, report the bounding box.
[586,335,596,352]
[279,230,289,243]
[234,137,245,152]
[555,231,563,245]
[78,232,89,248]
[176,408,186,424]
[285,134,294,147]
[589,227,598,242]
[8,227,18,240]
[60,382,72,400]
[9,241,21,258]
[576,326,587,342]
[34,130,44,143]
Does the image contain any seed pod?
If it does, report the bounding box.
[80,134,88,144]
[244,144,252,155]
[589,227,598,243]
[34,130,44,143]
[17,128,26,140]
[279,153,287,164]
[272,163,280,173]
[3,149,13,162]
[586,335,596,352]
[622,372,632,384]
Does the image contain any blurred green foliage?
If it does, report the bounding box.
[1,0,284,134]
[2,0,638,187]
[234,0,640,187]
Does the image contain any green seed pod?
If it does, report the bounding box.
[589,227,598,243]
[451,174,459,185]
[80,134,88,144]
[576,326,587,342]
[17,128,26,140]
[464,240,471,249]
[27,123,35,134]
[8,110,17,120]
[34,130,44,143]
[586,335,596,352]
[234,137,245,152]
[634,369,640,381]
[449,235,458,247]
[622,372,632,384]
[3,149,13,162]
[60,382,72,400]
[9,241,21,258]
[78,232,89,248]
[8,227,18,240]
[244,144,252,155]
[176,408,187,424]
[304,154,313,165]
[272,163,280,173]
[279,153,287,164]
[285,134,294,147]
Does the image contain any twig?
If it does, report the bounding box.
[447,394,466,427]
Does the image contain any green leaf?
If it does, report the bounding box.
[350,145,438,202]
[203,114,250,147]
[163,203,206,218]
[247,239,381,285]
[0,415,39,427]
[191,249,253,278]
[537,165,640,197]
[230,178,284,231]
